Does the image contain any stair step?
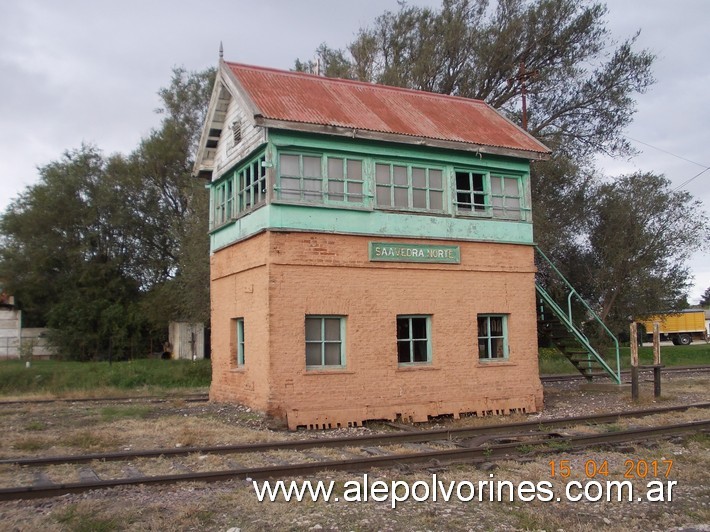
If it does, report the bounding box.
[582,371,614,378]
[569,359,604,365]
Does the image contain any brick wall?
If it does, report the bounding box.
[210,231,543,429]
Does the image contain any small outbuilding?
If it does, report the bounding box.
[194,58,551,429]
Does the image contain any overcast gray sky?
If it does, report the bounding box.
[1,0,708,302]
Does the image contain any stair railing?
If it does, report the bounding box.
[535,246,621,384]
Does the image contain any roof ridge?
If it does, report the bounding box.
[224,60,488,106]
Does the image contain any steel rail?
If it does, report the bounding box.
[3,402,709,467]
[0,419,707,501]
[0,393,209,406]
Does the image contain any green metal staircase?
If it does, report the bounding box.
[535,247,621,384]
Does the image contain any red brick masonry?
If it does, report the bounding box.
[210,231,543,429]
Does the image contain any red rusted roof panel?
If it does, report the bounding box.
[226,62,550,155]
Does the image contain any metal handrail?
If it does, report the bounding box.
[535,246,621,383]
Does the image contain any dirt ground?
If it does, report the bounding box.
[0,372,708,531]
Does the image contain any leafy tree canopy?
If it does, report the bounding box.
[0,68,214,359]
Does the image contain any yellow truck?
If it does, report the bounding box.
[638,309,708,345]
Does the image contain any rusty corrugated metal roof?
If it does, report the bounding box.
[225,61,550,157]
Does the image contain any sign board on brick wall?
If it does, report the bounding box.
[368,242,460,264]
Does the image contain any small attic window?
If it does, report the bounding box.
[231,121,242,145]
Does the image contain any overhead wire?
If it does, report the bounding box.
[623,134,710,192]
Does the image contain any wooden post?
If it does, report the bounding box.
[630,322,639,400]
[653,322,662,398]
[652,322,661,365]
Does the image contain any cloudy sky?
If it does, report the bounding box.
[1,0,708,302]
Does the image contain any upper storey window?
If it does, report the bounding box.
[212,152,266,229]
[375,163,444,212]
[278,153,365,205]
[455,170,525,221]
[269,149,529,222]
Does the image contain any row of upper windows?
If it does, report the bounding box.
[211,149,529,229]
[232,314,509,370]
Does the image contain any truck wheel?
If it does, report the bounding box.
[678,334,692,346]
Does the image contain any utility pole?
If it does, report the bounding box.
[508,62,537,131]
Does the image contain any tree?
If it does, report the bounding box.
[0,145,147,358]
[294,43,355,79]
[126,67,215,328]
[700,286,710,308]
[0,67,214,359]
[570,173,709,331]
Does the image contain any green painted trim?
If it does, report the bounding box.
[369,242,460,264]
[209,131,535,251]
[210,203,534,252]
[210,203,270,251]
[269,130,530,172]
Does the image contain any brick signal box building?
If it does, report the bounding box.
[194,60,551,429]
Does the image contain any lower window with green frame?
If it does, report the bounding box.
[397,315,431,364]
[235,318,245,366]
[477,314,508,360]
[305,316,345,368]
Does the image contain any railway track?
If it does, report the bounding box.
[0,392,209,406]
[1,402,708,501]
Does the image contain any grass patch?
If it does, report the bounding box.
[100,405,154,422]
[545,439,571,452]
[0,359,211,397]
[61,430,120,450]
[13,437,50,452]
[686,432,710,447]
[56,505,121,532]
[539,342,710,374]
[24,421,47,431]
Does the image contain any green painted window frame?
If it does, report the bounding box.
[305,315,346,369]
[212,151,267,229]
[477,314,509,361]
[277,151,367,206]
[325,156,366,204]
[375,162,445,213]
[489,174,524,220]
[455,169,488,214]
[236,318,245,366]
[214,181,228,226]
[455,169,527,221]
[396,315,432,365]
[235,154,267,214]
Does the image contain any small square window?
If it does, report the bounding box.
[305,316,345,368]
[397,315,431,365]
